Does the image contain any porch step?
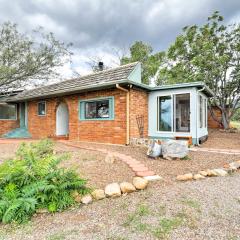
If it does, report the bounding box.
[3,127,31,139]
[175,136,192,145]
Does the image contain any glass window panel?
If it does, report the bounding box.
[175,94,190,132]
[0,104,16,120]
[158,96,172,131]
[38,102,46,116]
[85,99,110,119]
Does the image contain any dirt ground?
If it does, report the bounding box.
[201,128,240,150]
[0,130,240,239]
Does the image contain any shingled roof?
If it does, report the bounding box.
[7,62,140,102]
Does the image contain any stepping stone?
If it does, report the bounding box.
[131,166,149,172]
[136,171,155,177]
[128,164,145,168]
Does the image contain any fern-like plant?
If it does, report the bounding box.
[0,139,89,223]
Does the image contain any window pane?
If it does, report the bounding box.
[38,102,46,116]
[158,96,172,131]
[85,99,110,119]
[85,102,97,119]
[175,94,190,132]
[96,100,109,118]
[199,96,203,128]
[0,104,16,120]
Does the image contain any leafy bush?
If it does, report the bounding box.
[0,139,89,223]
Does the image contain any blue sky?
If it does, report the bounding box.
[0,0,239,77]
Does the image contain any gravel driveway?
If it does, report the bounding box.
[1,174,240,240]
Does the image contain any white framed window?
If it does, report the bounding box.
[157,93,190,133]
[38,101,46,116]
[0,104,17,120]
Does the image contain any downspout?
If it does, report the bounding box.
[196,86,206,146]
[116,84,130,145]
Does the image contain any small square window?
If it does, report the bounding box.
[38,101,46,116]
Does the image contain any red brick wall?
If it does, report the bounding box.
[129,88,148,139]
[26,87,148,144]
[0,120,20,136]
[208,107,223,129]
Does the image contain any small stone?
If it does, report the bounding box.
[213,169,228,177]
[132,177,148,190]
[198,170,208,177]
[81,194,93,204]
[105,183,121,197]
[144,175,163,181]
[91,189,105,200]
[71,190,81,203]
[105,153,115,164]
[120,182,136,193]
[193,174,205,180]
[176,173,193,181]
[229,162,240,169]
[206,169,218,177]
[36,208,48,214]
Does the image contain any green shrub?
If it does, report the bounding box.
[0,139,89,223]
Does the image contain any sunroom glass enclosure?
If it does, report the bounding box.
[157,94,190,133]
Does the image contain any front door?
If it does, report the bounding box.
[56,103,69,136]
[20,102,26,128]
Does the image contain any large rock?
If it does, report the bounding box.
[176,173,193,181]
[120,182,136,193]
[162,140,189,159]
[132,177,148,190]
[105,183,121,197]
[81,194,93,204]
[213,169,228,177]
[71,190,81,203]
[147,141,161,158]
[193,174,205,180]
[91,189,105,200]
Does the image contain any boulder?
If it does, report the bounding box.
[91,189,105,200]
[213,169,228,177]
[162,140,189,159]
[144,175,163,181]
[147,141,161,158]
[198,170,208,177]
[105,153,115,164]
[132,177,148,190]
[193,174,205,180]
[105,183,121,197]
[176,173,193,181]
[120,182,136,193]
[81,194,93,204]
[206,169,218,177]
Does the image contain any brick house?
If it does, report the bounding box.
[0,62,213,145]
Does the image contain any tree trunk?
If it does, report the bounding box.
[221,109,230,129]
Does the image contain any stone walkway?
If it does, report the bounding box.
[190,147,240,155]
[59,140,157,178]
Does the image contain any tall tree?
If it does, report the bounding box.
[0,22,72,94]
[158,12,240,129]
[121,41,164,84]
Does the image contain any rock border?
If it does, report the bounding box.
[176,160,240,181]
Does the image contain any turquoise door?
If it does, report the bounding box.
[20,103,26,128]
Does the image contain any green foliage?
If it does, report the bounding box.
[232,109,240,121]
[0,22,72,93]
[158,11,240,129]
[121,41,164,84]
[0,139,89,223]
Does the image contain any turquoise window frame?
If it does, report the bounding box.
[79,96,115,121]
